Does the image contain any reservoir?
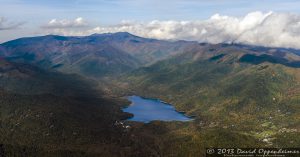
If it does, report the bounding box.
[123,96,193,123]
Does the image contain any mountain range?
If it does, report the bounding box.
[0,32,299,156]
[0,32,197,78]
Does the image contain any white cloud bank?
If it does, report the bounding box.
[43,12,300,49]
[42,17,88,29]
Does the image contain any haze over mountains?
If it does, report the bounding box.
[0,32,299,156]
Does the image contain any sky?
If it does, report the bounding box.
[1,0,300,48]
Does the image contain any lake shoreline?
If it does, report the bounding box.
[122,95,194,123]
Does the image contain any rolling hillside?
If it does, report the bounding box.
[0,59,171,157]
[120,43,300,149]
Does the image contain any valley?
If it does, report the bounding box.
[0,32,299,156]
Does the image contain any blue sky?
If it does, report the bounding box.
[1,0,300,44]
[2,0,300,24]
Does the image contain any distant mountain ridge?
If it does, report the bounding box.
[0,32,199,78]
[1,32,300,79]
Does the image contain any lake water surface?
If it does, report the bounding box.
[123,96,193,123]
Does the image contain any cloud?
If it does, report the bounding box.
[43,12,300,49]
[0,17,24,30]
[42,17,88,29]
